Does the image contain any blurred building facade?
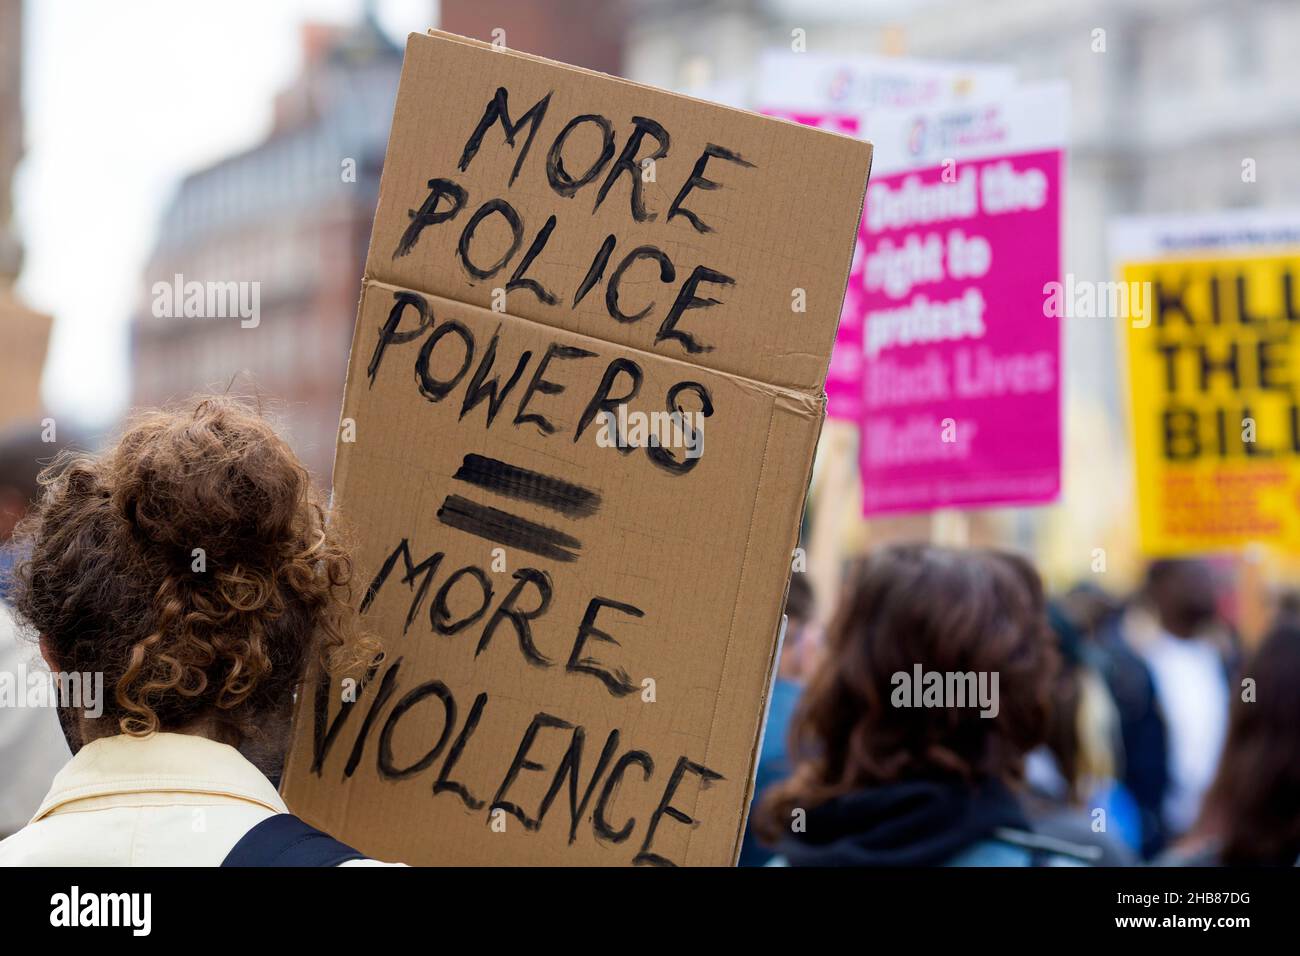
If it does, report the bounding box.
[129,13,402,477]
[0,0,21,286]
[0,0,52,434]
[128,0,627,479]
[623,0,1300,585]
[440,0,627,73]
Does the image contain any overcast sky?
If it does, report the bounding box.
[16,0,436,431]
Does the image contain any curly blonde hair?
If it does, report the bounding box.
[11,396,374,740]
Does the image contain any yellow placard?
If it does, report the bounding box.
[1123,252,1300,555]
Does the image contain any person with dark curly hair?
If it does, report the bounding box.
[0,396,393,866]
[757,544,1098,866]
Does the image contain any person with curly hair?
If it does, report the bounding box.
[757,544,1099,866]
[0,396,392,866]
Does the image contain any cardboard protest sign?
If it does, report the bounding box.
[855,84,1066,515]
[0,295,52,432]
[756,51,1015,422]
[1114,210,1300,555]
[281,31,872,866]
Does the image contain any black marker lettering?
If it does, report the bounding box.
[309,651,384,775]
[539,728,621,845]
[546,114,616,197]
[416,319,475,402]
[633,756,724,866]
[514,342,596,434]
[361,539,445,635]
[377,680,456,779]
[430,564,494,635]
[477,568,554,664]
[574,358,642,447]
[667,144,755,234]
[368,290,433,386]
[395,179,468,258]
[593,750,653,844]
[460,329,532,427]
[567,597,643,696]
[458,198,524,280]
[452,454,602,518]
[647,381,714,475]
[433,691,489,810]
[506,215,559,304]
[342,657,404,779]
[605,245,675,324]
[436,495,583,563]
[458,88,552,186]
[594,116,669,222]
[658,265,733,354]
[491,712,574,830]
[573,234,617,309]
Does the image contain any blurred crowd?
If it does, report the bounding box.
[1,416,1298,866]
[740,544,1300,868]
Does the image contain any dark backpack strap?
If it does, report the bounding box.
[222,813,365,867]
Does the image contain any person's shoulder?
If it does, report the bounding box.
[0,818,55,866]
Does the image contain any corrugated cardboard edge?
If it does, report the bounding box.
[281,278,368,833]
[704,386,827,866]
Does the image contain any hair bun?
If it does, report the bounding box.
[111,398,309,564]
[10,393,368,741]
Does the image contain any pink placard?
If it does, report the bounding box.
[858,148,1062,515]
[761,108,866,421]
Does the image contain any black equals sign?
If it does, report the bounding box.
[436,454,602,563]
